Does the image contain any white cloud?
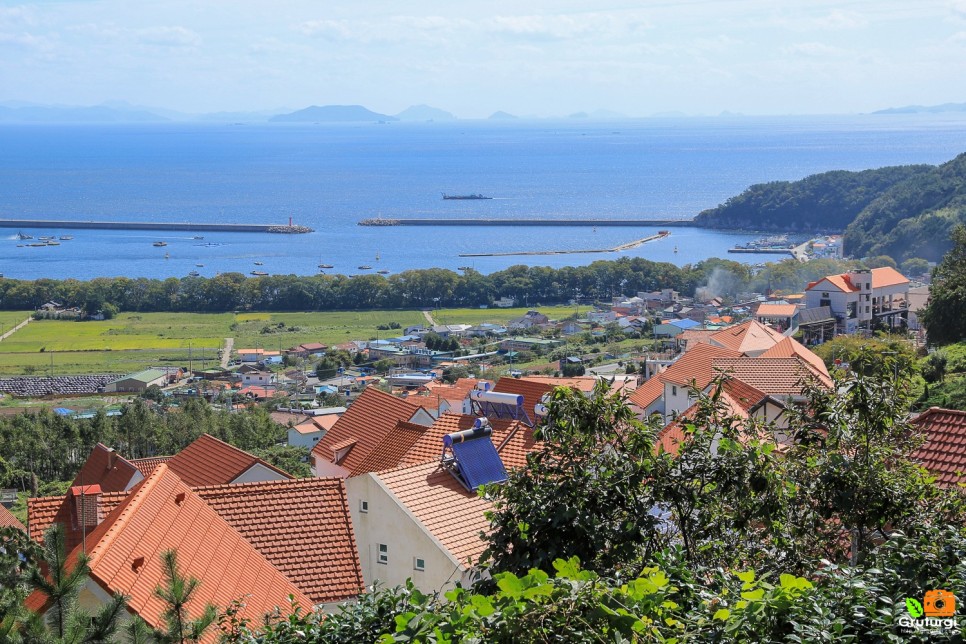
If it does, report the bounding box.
[782,42,848,58]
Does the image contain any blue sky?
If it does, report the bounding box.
[1,0,965,117]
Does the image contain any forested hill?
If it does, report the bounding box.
[694,151,966,262]
[844,152,966,262]
[693,165,931,232]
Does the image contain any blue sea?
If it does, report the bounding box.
[1,114,966,281]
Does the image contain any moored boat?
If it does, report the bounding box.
[153,241,167,247]
[442,193,492,200]
[251,270,268,276]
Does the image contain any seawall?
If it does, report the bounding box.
[359,218,694,227]
[0,219,313,234]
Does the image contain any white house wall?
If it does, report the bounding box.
[345,474,465,594]
[231,462,290,484]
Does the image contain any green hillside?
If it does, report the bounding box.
[693,165,930,232]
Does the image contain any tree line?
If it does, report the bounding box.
[0,256,865,315]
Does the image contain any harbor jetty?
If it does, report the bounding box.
[359,218,692,227]
[0,219,313,234]
[459,231,670,258]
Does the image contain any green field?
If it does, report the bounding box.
[433,305,578,326]
[0,306,592,376]
[0,311,32,335]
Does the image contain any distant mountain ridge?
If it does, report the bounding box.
[0,104,169,123]
[873,102,966,115]
[694,152,966,262]
[394,105,456,121]
[269,105,397,123]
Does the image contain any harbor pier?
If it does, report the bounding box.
[0,219,313,234]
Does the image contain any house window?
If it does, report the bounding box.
[360,500,369,513]
[822,292,829,298]
[378,543,388,564]
[413,557,426,571]
[865,306,870,313]
[671,385,677,396]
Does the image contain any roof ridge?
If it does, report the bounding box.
[190,476,344,493]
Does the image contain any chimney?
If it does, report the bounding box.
[71,484,103,529]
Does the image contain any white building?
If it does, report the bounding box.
[804,267,910,335]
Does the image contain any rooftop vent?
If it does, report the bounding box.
[440,417,508,491]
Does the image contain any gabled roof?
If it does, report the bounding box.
[911,407,966,487]
[520,375,597,393]
[756,303,799,317]
[658,343,744,388]
[759,337,830,379]
[311,387,427,474]
[708,320,786,355]
[375,461,492,565]
[806,267,909,292]
[26,466,313,639]
[711,356,833,393]
[70,443,141,493]
[193,477,363,604]
[28,490,129,548]
[350,421,429,475]
[111,368,167,384]
[0,504,24,531]
[166,434,292,487]
[128,456,171,477]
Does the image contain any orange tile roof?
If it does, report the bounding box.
[807,274,857,293]
[720,378,768,412]
[676,329,716,348]
[492,377,554,417]
[376,461,492,565]
[628,376,666,410]
[756,303,799,317]
[711,356,833,393]
[70,443,140,493]
[911,407,966,487]
[658,342,744,387]
[759,337,830,380]
[350,421,429,475]
[166,434,292,487]
[401,414,541,469]
[27,490,129,550]
[26,466,313,640]
[871,266,910,289]
[708,320,786,355]
[311,388,426,474]
[520,376,597,393]
[0,504,24,531]
[193,477,363,604]
[128,456,171,477]
[293,415,340,434]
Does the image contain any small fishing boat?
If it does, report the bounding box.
[251,270,268,276]
[38,236,54,240]
[59,236,73,241]
[153,241,167,247]
[188,271,200,277]
[358,265,372,270]
[45,240,60,246]
[377,269,390,275]
[16,231,32,240]
[319,263,334,269]
[254,261,264,266]
[192,236,204,240]
[196,263,204,267]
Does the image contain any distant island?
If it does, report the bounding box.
[269,105,398,123]
[395,105,456,122]
[873,102,966,115]
[694,152,966,262]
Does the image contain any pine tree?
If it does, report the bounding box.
[152,549,217,644]
[921,224,966,345]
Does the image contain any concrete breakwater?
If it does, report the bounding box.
[0,219,314,234]
[359,218,693,227]
[459,231,670,257]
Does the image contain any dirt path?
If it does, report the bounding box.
[220,337,234,368]
[0,317,31,343]
[422,310,436,326]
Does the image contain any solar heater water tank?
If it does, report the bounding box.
[469,390,524,406]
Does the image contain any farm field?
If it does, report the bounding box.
[0,311,32,334]
[433,305,577,326]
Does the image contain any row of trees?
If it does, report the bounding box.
[0,256,862,314]
[0,397,295,495]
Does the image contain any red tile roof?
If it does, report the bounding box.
[26,465,313,640]
[492,377,554,419]
[311,388,427,475]
[756,303,799,317]
[911,407,966,487]
[708,320,786,355]
[759,337,830,379]
[193,477,363,604]
[27,490,129,550]
[376,461,492,565]
[128,456,171,477]
[166,434,292,487]
[401,414,541,469]
[711,356,833,393]
[806,267,909,292]
[0,504,25,531]
[70,443,140,492]
[351,421,429,475]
